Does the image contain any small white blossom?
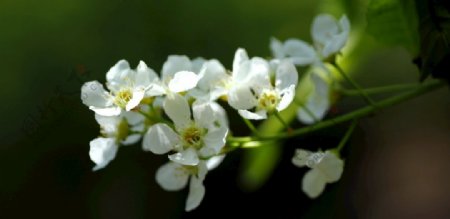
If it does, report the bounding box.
[156,157,223,211]
[89,112,145,171]
[228,49,298,120]
[144,55,201,97]
[225,48,258,110]
[189,59,230,101]
[297,71,332,124]
[292,149,344,198]
[81,60,157,116]
[271,14,350,66]
[143,93,228,166]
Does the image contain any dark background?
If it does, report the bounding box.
[1,0,449,218]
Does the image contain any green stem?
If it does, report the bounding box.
[227,136,253,143]
[335,119,358,152]
[339,83,421,96]
[242,117,260,136]
[273,111,291,131]
[229,80,444,143]
[333,63,377,106]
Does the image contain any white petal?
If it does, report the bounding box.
[270,37,285,59]
[163,93,191,129]
[302,169,327,198]
[192,101,215,128]
[168,71,200,93]
[125,88,145,111]
[209,87,228,101]
[311,14,339,46]
[188,88,209,100]
[106,60,131,82]
[292,149,312,167]
[131,123,145,133]
[94,114,121,135]
[283,39,317,66]
[314,14,350,58]
[275,60,298,91]
[205,155,225,170]
[146,82,166,96]
[276,84,296,112]
[246,58,271,93]
[135,60,159,87]
[185,176,206,211]
[227,85,257,110]
[297,73,330,124]
[238,109,267,120]
[196,59,228,91]
[197,161,208,181]
[297,109,315,125]
[232,59,251,82]
[191,57,207,73]
[90,106,122,117]
[143,123,179,154]
[340,15,350,32]
[232,48,249,77]
[106,60,131,91]
[198,147,216,158]
[81,81,111,108]
[152,96,164,108]
[89,137,118,171]
[123,111,145,126]
[203,127,228,154]
[317,151,344,183]
[321,31,348,58]
[208,101,229,127]
[121,134,141,145]
[162,55,192,81]
[169,148,199,166]
[156,162,189,191]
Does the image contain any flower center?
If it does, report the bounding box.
[114,88,133,108]
[181,125,204,149]
[258,90,280,112]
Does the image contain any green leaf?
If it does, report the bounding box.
[415,0,450,81]
[366,0,420,55]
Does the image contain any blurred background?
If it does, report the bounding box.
[1,0,449,218]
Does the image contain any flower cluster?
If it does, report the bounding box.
[271,14,349,124]
[81,13,349,211]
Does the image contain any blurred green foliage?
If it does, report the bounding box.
[366,0,419,56]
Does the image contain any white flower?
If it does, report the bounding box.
[270,14,350,66]
[89,112,145,171]
[296,71,332,124]
[144,55,201,97]
[156,157,223,211]
[228,49,298,120]
[311,14,350,59]
[189,59,230,101]
[292,149,344,198]
[81,60,158,116]
[271,37,317,66]
[142,93,228,166]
